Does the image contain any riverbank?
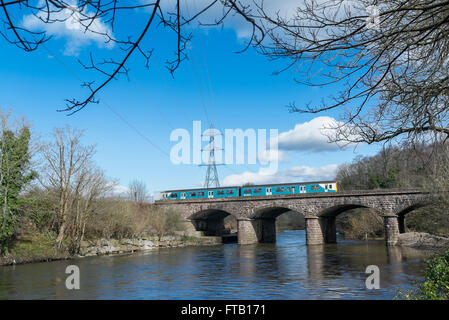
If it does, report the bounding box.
[0,234,222,266]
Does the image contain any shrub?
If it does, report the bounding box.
[400,249,449,300]
[83,200,184,240]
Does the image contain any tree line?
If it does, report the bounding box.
[336,142,449,192]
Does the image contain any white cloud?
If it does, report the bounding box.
[275,116,345,153]
[22,4,113,56]
[222,164,338,186]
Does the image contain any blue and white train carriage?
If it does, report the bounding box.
[160,181,337,200]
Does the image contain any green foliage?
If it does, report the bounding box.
[0,126,36,253]
[18,196,55,232]
[399,250,449,300]
[367,167,399,189]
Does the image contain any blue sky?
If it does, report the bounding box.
[0,2,383,197]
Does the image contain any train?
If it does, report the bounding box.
[160,180,338,200]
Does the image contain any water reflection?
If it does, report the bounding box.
[0,230,428,300]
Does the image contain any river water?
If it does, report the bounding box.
[0,230,430,299]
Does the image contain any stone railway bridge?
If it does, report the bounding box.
[154,189,431,246]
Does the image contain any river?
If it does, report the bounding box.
[0,230,430,299]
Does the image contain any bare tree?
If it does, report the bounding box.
[247,0,449,145]
[68,166,113,252]
[128,179,148,203]
[39,126,112,248]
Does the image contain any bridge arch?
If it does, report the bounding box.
[240,206,307,243]
[188,208,236,221]
[318,204,370,217]
[187,208,237,237]
[316,203,386,244]
[396,202,429,233]
[250,206,298,219]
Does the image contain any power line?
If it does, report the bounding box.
[40,43,171,159]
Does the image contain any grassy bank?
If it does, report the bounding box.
[0,233,70,266]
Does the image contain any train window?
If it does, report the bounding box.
[287,187,294,192]
[325,185,328,189]
[198,192,204,196]
[311,185,320,191]
[329,184,333,189]
[226,190,234,194]
[190,192,196,196]
[254,188,262,193]
[217,190,225,195]
[276,187,284,192]
[244,189,252,194]
[170,193,177,198]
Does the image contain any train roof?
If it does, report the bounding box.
[161,180,337,193]
[161,185,241,192]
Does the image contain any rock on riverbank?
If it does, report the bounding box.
[79,235,222,257]
[0,234,223,266]
[398,232,449,250]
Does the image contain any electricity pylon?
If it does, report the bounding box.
[200,126,222,188]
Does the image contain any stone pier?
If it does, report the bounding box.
[237,218,277,244]
[383,214,400,246]
[305,216,325,245]
[237,218,258,244]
